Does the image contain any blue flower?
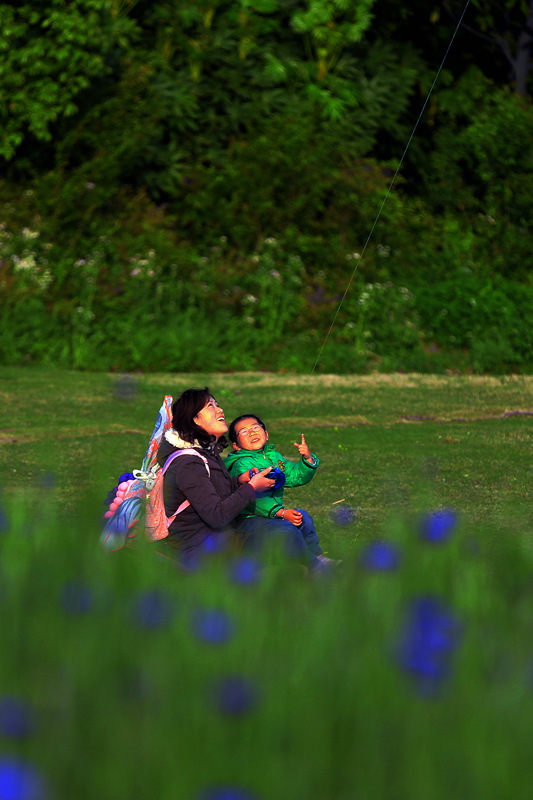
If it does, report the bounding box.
[60,581,93,615]
[0,698,33,739]
[420,509,458,543]
[133,590,176,629]
[0,757,47,800]
[330,505,357,526]
[211,675,260,716]
[200,533,229,555]
[228,557,261,586]
[196,788,258,800]
[396,596,463,696]
[191,609,235,644]
[103,487,118,507]
[360,541,400,571]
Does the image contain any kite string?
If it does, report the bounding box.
[280,0,471,445]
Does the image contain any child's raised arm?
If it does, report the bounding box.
[293,433,313,462]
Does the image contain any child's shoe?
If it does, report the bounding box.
[309,555,341,578]
[316,554,342,567]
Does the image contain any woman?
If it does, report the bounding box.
[156,387,274,562]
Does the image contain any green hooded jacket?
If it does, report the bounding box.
[224,443,320,519]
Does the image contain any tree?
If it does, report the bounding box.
[0,0,136,160]
[445,0,533,96]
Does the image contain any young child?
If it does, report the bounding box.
[225,414,340,571]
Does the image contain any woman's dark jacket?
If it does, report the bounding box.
[157,432,254,553]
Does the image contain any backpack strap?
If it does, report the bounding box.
[162,449,210,518]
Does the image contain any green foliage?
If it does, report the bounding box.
[3,0,420,238]
[461,90,533,203]
[412,273,533,372]
[0,0,136,159]
[1,0,532,375]
[420,85,533,280]
[314,279,424,372]
[290,0,375,82]
[3,196,531,374]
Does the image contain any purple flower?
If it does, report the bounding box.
[133,590,176,629]
[180,551,201,573]
[197,788,258,800]
[0,698,33,739]
[0,507,8,533]
[211,676,260,716]
[191,609,235,644]
[113,375,138,401]
[360,541,400,571]
[330,504,357,526]
[396,596,463,696]
[201,533,229,554]
[60,581,92,615]
[37,473,55,490]
[0,757,47,800]
[228,557,261,586]
[420,509,458,543]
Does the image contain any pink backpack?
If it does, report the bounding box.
[101,396,210,550]
[146,449,210,541]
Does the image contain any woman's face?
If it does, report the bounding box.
[193,396,228,439]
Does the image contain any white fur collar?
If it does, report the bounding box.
[164,429,201,449]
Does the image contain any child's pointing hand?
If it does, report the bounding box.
[293,433,312,461]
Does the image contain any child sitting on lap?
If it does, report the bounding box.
[225,414,340,572]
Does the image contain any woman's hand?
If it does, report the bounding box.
[277,508,302,526]
[293,433,312,461]
[237,467,258,485]
[249,467,274,492]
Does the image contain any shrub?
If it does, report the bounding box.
[412,273,533,372]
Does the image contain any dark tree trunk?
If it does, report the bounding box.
[513,0,533,96]
[447,0,533,97]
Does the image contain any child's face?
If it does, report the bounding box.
[233,417,269,451]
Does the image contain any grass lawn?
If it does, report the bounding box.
[0,368,533,800]
[0,367,530,553]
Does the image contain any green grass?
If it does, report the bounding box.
[0,368,532,800]
[1,368,531,550]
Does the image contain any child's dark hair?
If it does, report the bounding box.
[172,387,227,449]
[228,414,266,444]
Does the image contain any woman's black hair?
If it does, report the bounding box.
[228,414,266,444]
[172,387,228,449]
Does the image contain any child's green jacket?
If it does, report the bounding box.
[224,443,320,519]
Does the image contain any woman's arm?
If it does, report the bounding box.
[172,459,273,529]
[174,458,255,529]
